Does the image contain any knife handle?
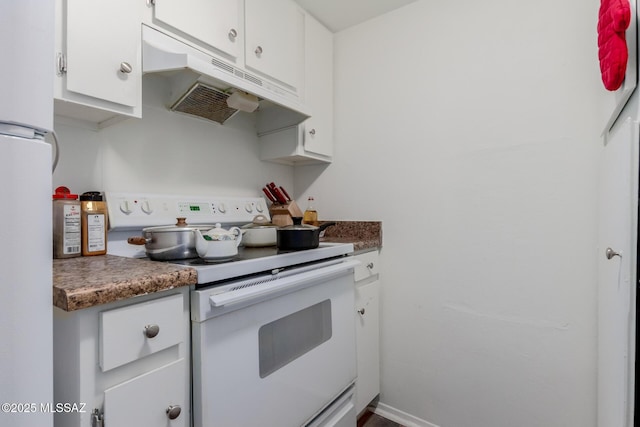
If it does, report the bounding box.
[279,186,292,201]
[272,187,288,204]
[262,187,277,203]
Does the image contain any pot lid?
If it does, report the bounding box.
[279,217,319,231]
[143,217,212,233]
[203,223,241,240]
[242,214,278,229]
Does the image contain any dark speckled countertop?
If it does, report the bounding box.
[53,221,381,312]
[321,221,382,253]
[53,255,197,312]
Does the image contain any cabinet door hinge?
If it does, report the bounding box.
[91,408,104,427]
[56,52,67,76]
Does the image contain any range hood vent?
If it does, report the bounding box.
[142,25,310,132]
[171,82,238,124]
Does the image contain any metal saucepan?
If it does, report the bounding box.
[241,214,278,247]
[127,218,213,260]
[277,217,336,251]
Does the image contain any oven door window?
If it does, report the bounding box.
[259,299,332,378]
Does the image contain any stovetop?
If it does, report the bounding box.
[166,242,353,285]
[104,192,353,286]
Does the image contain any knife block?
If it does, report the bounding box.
[269,201,303,226]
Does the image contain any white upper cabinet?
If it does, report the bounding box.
[153,0,241,61]
[259,12,333,165]
[55,0,142,126]
[302,13,333,158]
[244,0,304,91]
[145,0,303,95]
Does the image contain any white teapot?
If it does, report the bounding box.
[194,223,242,261]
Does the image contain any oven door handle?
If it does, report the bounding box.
[208,259,360,308]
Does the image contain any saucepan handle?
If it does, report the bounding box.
[127,236,150,245]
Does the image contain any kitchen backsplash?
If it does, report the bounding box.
[52,76,294,198]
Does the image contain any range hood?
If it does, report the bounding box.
[142,25,310,132]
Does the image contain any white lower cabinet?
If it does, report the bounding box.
[53,288,190,427]
[103,359,186,426]
[353,250,381,415]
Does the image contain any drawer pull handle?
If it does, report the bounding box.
[366,262,374,269]
[166,405,181,420]
[357,308,365,316]
[144,324,160,338]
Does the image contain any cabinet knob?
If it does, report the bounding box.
[357,308,365,316]
[366,262,374,269]
[119,62,133,74]
[255,46,263,56]
[309,128,316,136]
[228,28,237,40]
[166,405,181,420]
[144,324,160,338]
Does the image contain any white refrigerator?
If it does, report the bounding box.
[0,2,54,427]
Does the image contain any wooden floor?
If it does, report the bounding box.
[358,409,404,427]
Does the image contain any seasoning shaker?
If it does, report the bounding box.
[52,186,82,259]
[80,191,108,256]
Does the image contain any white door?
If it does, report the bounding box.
[598,117,639,427]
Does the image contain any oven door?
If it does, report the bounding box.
[191,259,359,427]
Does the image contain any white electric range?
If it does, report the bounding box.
[105,192,359,427]
[105,192,353,283]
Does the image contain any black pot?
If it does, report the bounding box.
[277,218,336,251]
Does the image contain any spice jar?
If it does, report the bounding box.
[52,186,81,259]
[80,191,108,256]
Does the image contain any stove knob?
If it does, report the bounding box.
[141,200,153,214]
[255,203,264,213]
[218,203,226,213]
[120,200,133,215]
[245,203,253,213]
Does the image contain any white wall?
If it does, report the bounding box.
[295,0,608,426]
[52,75,294,197]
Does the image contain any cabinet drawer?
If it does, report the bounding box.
[104,358,188,427]
[100,294,184,371]
[353,251,379,282]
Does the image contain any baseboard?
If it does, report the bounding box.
[372,402,440,427]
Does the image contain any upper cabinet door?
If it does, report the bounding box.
[153,0,241,60]
[244,0,304,90]
[302,13,333,157]
[66,0,140,108]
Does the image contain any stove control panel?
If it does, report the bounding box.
[105,192,269,230]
